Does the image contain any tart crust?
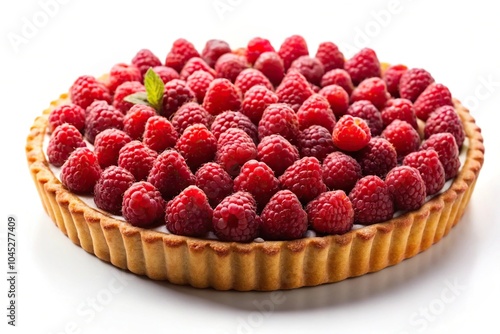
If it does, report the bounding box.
[26,93,484,291]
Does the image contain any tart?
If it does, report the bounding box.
[26,37,484,291]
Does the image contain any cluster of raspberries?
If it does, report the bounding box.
[46,35,465,242]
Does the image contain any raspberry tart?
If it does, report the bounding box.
[26,36,484,291]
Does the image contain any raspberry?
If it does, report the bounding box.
[277,35,309,70]
[122,181,165,227]
[424,105,465,147]
[297,94,336,132]
[258,103,300,144]
[234,68,273,94]
[275,70,314,111]
[214,53,249,82]
[107,63,142,93]
[94,166,135,215]
[142,115,179,153]
[414,83,453,121]
[241,85,279,125]
[260,190,308,240]
[289,56,325,86]
[131,49,162,77]
[332,115,371,152]
[195,162,234,208]
[118,140,158,181]
[257,134,299,176]
[60,147,102,194]
[344,48,381,86]
[186,70,215,103]
[147,150,196,200]
[165,38,200,72]
[320,69,354,95]
[210,111,258,143]
[421,133,460,180]
[152,65,180,84]
[212,191,259,242]
[398,68,434,102]
[346,100,383,136]
[381,120,420,161]
[123,104,157,140]
[179,57,216,80]
[306,190,354,235]
[315,41,345,72]
[47,123,87,167]
[403,149,445,196]
[355,137,397,178]
[349,175,394,224]
[161,79,196,118]
[70,75,112,110]
[381,98,418,129]
[48,104,86,134]
[322,151,362,193]
[165,186,213,237]
[216,128,258,177]
[171,102,213,135]
[112,81,146,114]
[297,125,336,162]
[278,156,327,204]
[246,37,275,65]
[175,124,217,172]
[385,166,426,211]
[350,77,391,110]
[202,78,242,116]
[318,84,350,118]
[85,100,124,144]
[253,51,285,87]
[383,64,407,97]
[94,128,132,168]
[201,39,231,68]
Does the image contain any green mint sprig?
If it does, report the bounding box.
[124,68,164,113]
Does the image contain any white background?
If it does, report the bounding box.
[1,0,499,333]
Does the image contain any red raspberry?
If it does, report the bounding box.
[275,70,314,111]
[297,94,336,132]
[381,120,420,161]
[278,156,327,204]
[165,185,213,237]
[118,140,158,181]
[258,103,300,144]
[214,53,249,82]
[233,160,279,210]
[350,77,391,110]
[414,83,453,121]
[195,162,234,208]
[297,125,336,162]
[381,98,418,129]
[260,190,308,240]
[70,75,112,110]
[346,100,383,136]
[161,79,196,118]
[179,57,216,80]
[332,115,371,152]
[165,38,200,72]
[142,115,179,153]
[403,149,446,196]
[421,133,460,180]
[47,123,87,167]
[246,37,275,65]
[171,102,213,135]
[122,181,165,227]
[202,78,242,116]
[48,104,86,134]
[398,68,434,102]
[152,66,180,84]
[385,166,426,211]
[131,49,162,78]
[212,191,260,242]
[322,151,362,193]
[60,147,102,194]
[320,69,354,95]
[315,41,345,72]
[349,175,394,225]
[241,85,279,125]
[112,81,146,114]
[277,35,309,70]
[147,150,196,200]
[123,104,157,140]
[201,39,231,68]
[210,111,258,143]
[234,68,273,94]
[383,64,407,97]
[424,105,465,147]
[85,100,124,144]
[306,190,354,235]
[175,124,217,172]
[344,48,381,86]
[253,51,285,87]
[94,128,132,168]
[356,137,397,178]
[257,134,299,177]
[318,84,350,118]
[289,56,325,86]
[216,128,258,177]
[186,70,215,103]
[94,166,135,215]
[107,63,142,93]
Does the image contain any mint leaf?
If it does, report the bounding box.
[123,92,150,106]
[144,68,164,113]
